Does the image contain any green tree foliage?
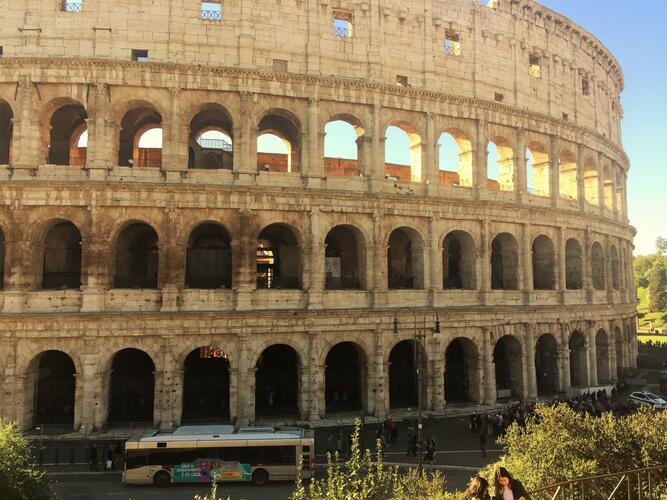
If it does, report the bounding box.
[481,405,667,496]
[657,236,667,256]
[633,254,655,288]
[648,258,667,313]
[0,419,52,500]
[291,419,460,500]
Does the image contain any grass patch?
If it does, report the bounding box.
[636,286,667,330]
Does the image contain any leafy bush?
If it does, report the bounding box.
[0,419,53,500]
[291,419,462,500]
[480,404,667,496]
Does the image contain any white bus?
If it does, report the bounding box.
[122,425,315,487]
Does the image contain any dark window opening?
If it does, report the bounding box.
[396,75,409,87]
[131,49,149,62]
[114,223,159,289]
[33,351,76,427]
[491,233,519,290]
[256,225,300,290]
[108,349,155,424]
[42,222,82,290]
[47,104,88,166]
[444,32,461,56]
[325,342,364,413]
[186,223,232,289]
[529,54,541,78]
[389,340,418,409]
[255,345,300,417]
[182,348,230,423]
[324,226,363,290]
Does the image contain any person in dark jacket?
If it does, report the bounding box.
[493,467,530,500]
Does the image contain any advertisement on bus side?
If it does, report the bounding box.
[172,459,251,482]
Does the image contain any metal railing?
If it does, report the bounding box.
[529,464,667,500]
[197,137,232,151]
[63,2,83,12]
[201,9,222,21]
[334,26,350,37]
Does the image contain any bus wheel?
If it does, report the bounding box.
[153,471,171,487]
[252,468,269,486]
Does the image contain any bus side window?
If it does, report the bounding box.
[223,447,250,463]
[257,446,295,465]
[125,450,148,469]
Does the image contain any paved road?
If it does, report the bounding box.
[49,414,503,499]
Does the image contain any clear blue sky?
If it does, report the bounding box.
[537,1,667,255]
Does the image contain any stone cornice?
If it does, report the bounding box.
[0,58,630,169]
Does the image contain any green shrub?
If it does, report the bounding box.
[0,419,52,500]
[480,404,667,496]
[291,419,462,500]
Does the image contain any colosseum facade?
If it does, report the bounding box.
[0,0,637,433]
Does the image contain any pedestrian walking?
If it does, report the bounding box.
[88,445,98,471]
[105,446,114,470]
[479,431,487,457]
[389,417,398,443]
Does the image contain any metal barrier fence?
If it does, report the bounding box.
[529,464,667,500]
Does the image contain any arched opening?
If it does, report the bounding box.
[532,235,555,290]
[118,106,163,167]
[256,224,301,289]
[621,248,628,291]
[535,334,558,395]
[603,165,614,210]
[42,221,82,290]
[486,136,514,191]
[325,342,365,413]
[591,242,606,290]
[188,105,233,170]
[257,111,300,173]
[182,347,230,422]
[615,327,624,378]
[0,229,4,289]
[525,142,550,197]
[255,344,300,417]
[324,117,364,177]
[491,233,519,290]
[437,129,473,187]
[583,158,599,206]
[388,227,423,290]
[493,335,523,398]
[324,225,364,290]
[615,169,624,214]
[108,349,155,424]
[48,103,88,166]
[384,124,421,182]
[596,329,610,384]
[186,223,232,289]
[389,340,418,409]
[442,231,476,289]
[610,245,620,290]
[0,100,13,165]
[32,351,76,427]
[559,150,578,201]
[565,239,583,290]
[114,223,159,289]
[444,337,480,403]
[569,331,587,387]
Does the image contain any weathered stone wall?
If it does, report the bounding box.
[0,0,637,433]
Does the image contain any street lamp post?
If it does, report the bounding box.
[392,307,440,474]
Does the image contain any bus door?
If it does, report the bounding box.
[301,441,315,478]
